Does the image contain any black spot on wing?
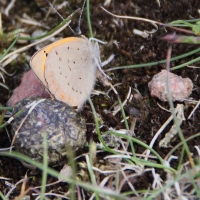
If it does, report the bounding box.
[44,50,48,57]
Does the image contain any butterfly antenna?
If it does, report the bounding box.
[44,0,76,35]
[76,0,87,35]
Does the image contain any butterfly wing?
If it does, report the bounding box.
[44,37,97,108]
[30,45,49,88]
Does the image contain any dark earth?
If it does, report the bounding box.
[0,0,200,199]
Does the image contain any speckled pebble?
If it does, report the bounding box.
[148,70,193,102]
[11,97,86,165]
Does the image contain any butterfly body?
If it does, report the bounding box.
[30,36,99,109]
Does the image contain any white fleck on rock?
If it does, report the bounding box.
[148,70,193,101]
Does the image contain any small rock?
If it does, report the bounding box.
[7,70,50,107]
[11,97,86,165]
[148,70,193,101]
